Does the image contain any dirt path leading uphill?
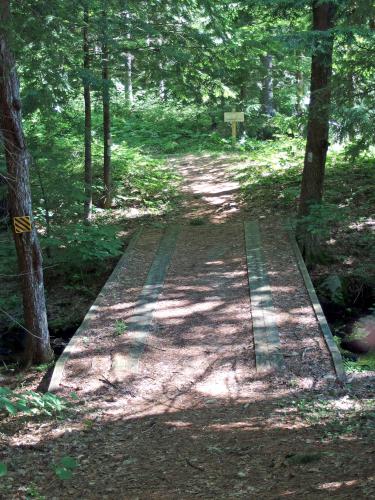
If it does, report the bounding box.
[1,154,374,500]
[172,154,242,222]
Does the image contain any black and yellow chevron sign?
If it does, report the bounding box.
[13,216,32,234]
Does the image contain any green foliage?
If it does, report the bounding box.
[111,143,181,210]
[0,462,7,477]
[114,319,127,336]
[234,140,374,265]
[25,483,46,499]
[344,354,375,373]
[295,395,375,441]
[233,138,304,212]
[34,361,55,373]
[113,101,231,155]
[54,456,78,481]
[0,0,373,375]
[0,387,68,416]
[302,202,348,240]
[318,275,345,305]
[42,224,123,266]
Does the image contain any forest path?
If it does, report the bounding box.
[5,154,364,500]
[49,153,338,398]
[170,153,243,223]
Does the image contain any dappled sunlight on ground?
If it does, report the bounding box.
[2,154,374,499]
[170,155,243,223]
[3,380,374,498]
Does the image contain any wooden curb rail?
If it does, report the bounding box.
[48,228,144,392]
[244,221,285,372]
[111,224,180,379]
[287,226,346,383]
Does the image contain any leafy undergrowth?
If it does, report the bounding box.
[0,386,80,495]
[112,100,234,154]
[0,387,69,416]
[0,106,182,339]
[344,354,375,373]
[233,138,305,215]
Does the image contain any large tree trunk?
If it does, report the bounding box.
[260,54,275,117]
[296,1,336,264]
[101,10,112,209]
[0,0,53,366]
[83,4,92,222]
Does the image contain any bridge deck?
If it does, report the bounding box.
[49,219,343,399]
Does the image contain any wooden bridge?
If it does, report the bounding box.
[49,219,344,399]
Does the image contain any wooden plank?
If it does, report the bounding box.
[112,225,180,378]
[48,228,144,392]
[244,221,285,372]
[287,226,346,383]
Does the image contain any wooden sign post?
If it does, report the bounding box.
[224,111,245,145]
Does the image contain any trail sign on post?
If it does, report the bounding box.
[224,111,245,145]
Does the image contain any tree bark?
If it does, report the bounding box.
[158,43,166,101]
[239,83,247,107]
[126,52,134,105]
[260,54,275,117]
[83,4,92,222]
[0,0,53,366]
[296,1,336,264]
[125,11,134,105]
[159,71,166,101]
[101,10,112,209]
[295,54,304,116]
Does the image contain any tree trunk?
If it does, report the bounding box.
[83,4,92,222]
[295,54,304,116]
[296,1,336,264]
[0,0,53,367]
[158,37,166,101]
[159,72,166,101]
[239,83,246,107]
[125,11,134,105]
[101,10,112,209]
[260,54,275,117]
[126,52,134,105]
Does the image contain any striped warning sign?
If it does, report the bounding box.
[13,216,32,234]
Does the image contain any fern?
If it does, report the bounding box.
[0,387,68,416]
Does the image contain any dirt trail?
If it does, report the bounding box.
[1,154,374,500]
[172,154,242,222]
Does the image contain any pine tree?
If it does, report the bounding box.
[0,0,53,366]
[296,1,336,263]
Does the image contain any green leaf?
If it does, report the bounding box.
[55,466,73,480]
[4,401,18,415]
[0,462,7,477]
[60,456,78,469]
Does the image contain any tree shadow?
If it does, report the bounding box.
[2,380,375,498]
